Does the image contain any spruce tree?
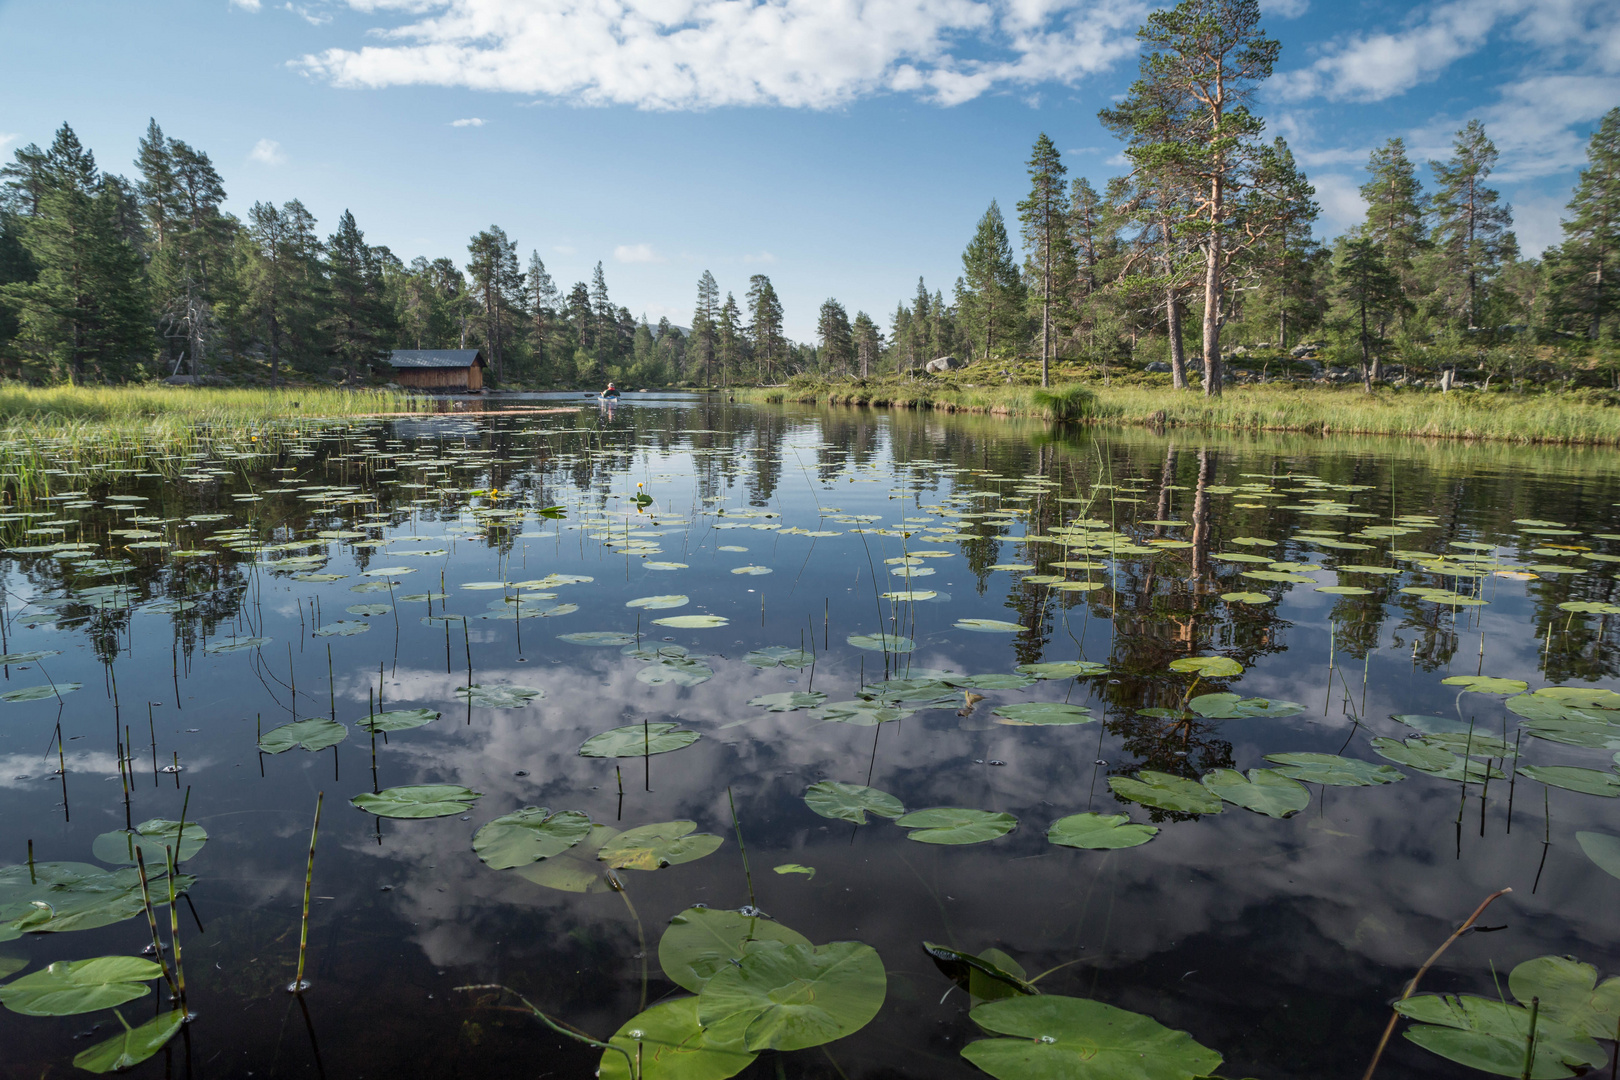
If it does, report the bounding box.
[717,292,743,387]
[466,225,520,381]
[1549,108,1620,339]
[1016,133,1073,386]
[745,274,784,383]
[322,209,390,381]
[1429,120,1514,327]
[245,200,324,386]
[525,252,560,381]
[959,200,1023,366]
[816,298,853,373]
[1358,138,1427,302]
[1334,238,1406,391]
[691,270,719,386]
[852,310,882,378]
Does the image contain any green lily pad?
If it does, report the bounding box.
[74,1009,187,1074]
[1015,661,1109,679]
[1442,675,1530,695]
[357,708,440,733]
[731,565,773,576]
[313,620,370,636]
[599,821,723,870]
[1576,831,1620,880]
[0,862,190,939]
[653,614,730,629]
[992,702,1094,726]
[91,819,208,866]
[1525,718,1620,750]
[697,940,886,1052]
[258,717,348,754]
[1047,812,1158,850]
[923,943,1037,1002]
[1507,954,1620,1039]
[803,781,905,825]
[962,994,1223,1080]
[205,637,271,654]
[559,631,637,646]
[1242,570,1316,583]
[955,619,1026,633]
[346,603,391,616]
[774,864,814,878]
[1221,591,1275,604]
[945,673,1039,691]
[598,996,756,1080]
[456,684,543,708]
[748,691,827,712]
[1517,766,1620,797]
[351,784,482,819]
[1264,753,1405,787]
[813,700,909,726]
[0,957,23,979]
[637,658,715,687]
[0,956,163,1016]
[627,594,690,610]
[1167,656,1243,678]
[1188,693,1304,719]
[1,683,80,702]
[658,906,812,993]
[514,824,620,894]
[1110,771,1223,814]
[1200,769,1310,819]
[846,633,915,652]
[643,561,689,570]
[0,650,60,664]
[1391,713,1476,735]
[1396,993,1605,1078]
[743,646,814,669]
[473,808,592,870]
[580,723,701,758]
[1536,686,1620,709]
[895,808,1017,845]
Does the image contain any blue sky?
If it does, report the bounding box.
[2,0,1616,339]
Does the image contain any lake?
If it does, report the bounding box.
[1,392,1618,1080]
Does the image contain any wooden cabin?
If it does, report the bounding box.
[387,349,486,392]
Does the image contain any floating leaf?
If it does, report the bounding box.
[1517,765,1620,797]
[1167,656,1243,678]
[351,784,482,819]
[1221,591,1275,604]
[744,646,814,669]
[1015,661,1109,679]
[774,864,814,878]
[1442,675,1530,695]
[1109,772,1223,814]
[658,907,811,993]
[1047,812,1158,850]
[1397,993,1605,1078]
[205,637,271,654]
[1391,713,1476,735]
[0,956,162,1016]
[653,615,730,629]
[91,820,208,866]
[962,995,1222,1080]
[0,863,189,939]
[730,565,773,576]
[456,684,543,708]
[627,594,690,610]
[955,619,1026,633]
[697,940,886,1052]
[923,943,1037,1002]
[598,996,756,1080]
[1264,753,1404,787]
[73,1009,187,1074]
[637,658,715,687]
[846,633,915,652]
[1576,831,1620,881]
[1200,769,1310,818]
[992,702,1094,726]
[0,650,60,664]
[748,691,827,712]
[580,723,701,758]
[559,631,637,646]
[1188,693,1304,719]
[1,683,80,702]
[258,717,347,754]
[515,824,620,893]
[944,673,1037,691]
[803,782,904,825]
[357,708,440,734]
[313,620,370,637]
[814,700,908,726]
[895,808,1017,845]
[599,821,723,870]
[643,561,689,570]
[1507,955,1620,1039]
[473,808,592,870]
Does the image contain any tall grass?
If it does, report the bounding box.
[0,385,410,423]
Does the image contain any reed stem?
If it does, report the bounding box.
[291,790,324,993]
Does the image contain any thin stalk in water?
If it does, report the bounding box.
[163,845,186,1012]
[291,791,324,993]
[727,786,756,910]
[133,848,179,1000]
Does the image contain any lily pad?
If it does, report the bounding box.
[1442,675,1530,695]
[1047,812,1158,850]
[580,723,701,758]
[774,864,814,878]
[0,956,163,1016]
[924,943,1037,1002]
[743,646,814,669]
[473,808,592,870]
[992,702,1094,726]
[599,821,723,870]
[456,684,543,708]
[814,700,909,726]
[1015,661,1109,679]
[313,620,370,637]
[514,824,620,894]
[258,717,348,754]
[559,631,638,646]
[955,618,1026,633]
[351,784,482,819]
[1188,693,1304,719]
[1576,831,1620,880]
[627,594,690,610]
[748,691,827,712]
[1167,656,1243,678]
[1110,772,1223,814]
[846,633,915,652]
[653,615,730,629]
[945,673,1039,691]
[1396,992,1605,1078]
[91,819,208,866]
[697,940,886,1052]
[0,862,190,938]
[1507,954,1620,1039]
[1517,765,1620,797]
[1264,753,1405,787]
[658,906,812,993]
[637,658,715,687]
[205,637,271,654]
[962,994,1223,1080]
[1200,769,1310,818]
[1391,713,1476,735]
[803,781,905,825]
[73,1009,187,1074]
[598,996,756,1080]
[895,808,1017,845]
[1,683,80,702]
[731,565,773,576]
[357,708,440,734]
[1221,591,1275,604]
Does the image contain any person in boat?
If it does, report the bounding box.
[601,382,621,399]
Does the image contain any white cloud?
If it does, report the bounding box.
[742,251,777,265]
[0,133,17,155]
[1263,0,1309,18]
[1310,173,1366,237]
[231,0,262,10]
[286,1,332,25]
[449,116,485,126]
[296,0,1149,110]
[249,138,286,165]
[1513,192,1570,257]
[613,243,662,264]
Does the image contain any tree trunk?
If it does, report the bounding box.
[1167,293,1188,389]
[1278,308,1287,351]
[1190,449,1214,580]
[1201,226,1223,397]
[1041,275,1051,388]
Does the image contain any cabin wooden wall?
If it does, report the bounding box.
[395,368,473,391]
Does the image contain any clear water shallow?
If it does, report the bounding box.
[1,393,1618,1079]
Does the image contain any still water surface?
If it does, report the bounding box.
[1,394,1618,1079]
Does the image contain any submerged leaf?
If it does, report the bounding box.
[515,824,620,893]
[1517,766,1620,797]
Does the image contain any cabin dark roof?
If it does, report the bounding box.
[388,349,485,369]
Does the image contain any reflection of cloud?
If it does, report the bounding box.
[0,751,117,789]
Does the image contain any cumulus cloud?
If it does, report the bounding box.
[1263,0,1309,18]
[230,0,262,10]
[249,138,286,165]
[1309,173,1367,237]
[613,243,662,264]
[450,116,485,126]
[295,0,1149,110]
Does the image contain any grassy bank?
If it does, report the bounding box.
[0,385,413,424]
[743,378,1620,445]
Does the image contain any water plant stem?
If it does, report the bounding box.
[727,786,757,910]
[1522,996,1539,1080]
[292,790,324,994]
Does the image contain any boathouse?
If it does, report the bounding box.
[387,349,486,392]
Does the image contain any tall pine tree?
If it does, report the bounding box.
[1429,120,1514,327]
[1548,108,1620,339]
[1016,134,1073,387]
[958,200,1023,366]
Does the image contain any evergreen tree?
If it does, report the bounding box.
[0,124,150,382]
[816,298,853,373]
[717,291,744,386]
[691,270,719,386]
[958,200,1023,366]
[466,225,520,381]
[1429,120,1514,327]
[566,280,593,375]
[589,262,617,364]
[1358,138,1427,302]
[322,209,390,381]
[1016,133,1073,386]
[1334,238,1407,391]
[244,199,323,386]
[524,251,561,380]
[1548,108,1620,339]
[745,274,784,382]
[1245,138,1322,350]
[852,310,882,378]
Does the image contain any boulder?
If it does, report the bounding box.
[924,355,964,373]
[1144,361,1173,373]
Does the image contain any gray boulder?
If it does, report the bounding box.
[924,355,964,373]
[1144,361,1173,373]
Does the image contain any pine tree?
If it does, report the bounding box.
[1358,138,1427,302]
[1548,108,1620,339]
[852,311,882,378]
[717,291,743,387]
[746,274,784,383]
[466,225,520,381]
[1334,238,1406,391]
[589,262,617,365]
[322,209,390,381]
[245,199,323,386]
[1245,138,1322,351]
[1016,133,1073,387]
[958,200,1023,366]
[691,270,719,386]
[1429,120,1514,327]
[816,298,853,373]
[524,251,560,380]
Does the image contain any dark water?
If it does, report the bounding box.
[2,394,1619,1080]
